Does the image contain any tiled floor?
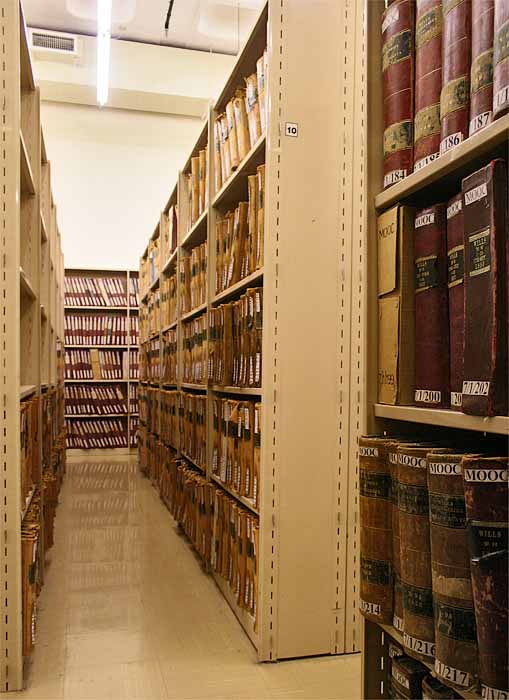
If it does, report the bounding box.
[11,459,361,700]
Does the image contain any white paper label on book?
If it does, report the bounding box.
[415,389,441,404]
[360,599,381,616]
[469,111,492,135]
[435,659,471,688]
[399,454,427,468]
[447,199,462,219]
[359,446,379,457]
[415,212,435,228]
[393,614,404,632]
[440,132,463,154]
[382,5,399,33]
[483,686,509,700]
[494,85,509,111]
[383,169,407,188]
[392,669,410,690]
[414,152,440,171]
[464,468,508,483]
[403,633,435,658]
[464,183,488,206]
[463,380,490,395]
[429,461,462,476]
[451,391,462,407]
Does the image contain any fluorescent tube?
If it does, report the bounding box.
[97,0,112,106]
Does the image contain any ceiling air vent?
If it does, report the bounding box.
[29,28,82,63]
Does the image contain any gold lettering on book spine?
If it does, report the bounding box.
[383,30,412,72]
[416,7,442,49]
[415,103,441,143]
[471,49,494,94]
[441,75,469,117]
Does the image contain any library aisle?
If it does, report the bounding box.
[10,458,360,700]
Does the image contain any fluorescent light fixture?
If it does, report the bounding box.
[97,0,112,106]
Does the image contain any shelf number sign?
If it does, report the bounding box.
[285,122,299,137]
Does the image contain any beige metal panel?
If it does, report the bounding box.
[0,0,23,689]
[259,0,347,661]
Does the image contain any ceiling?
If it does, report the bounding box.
[24,0,265,55]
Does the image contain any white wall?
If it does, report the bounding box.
[42,102,202,269]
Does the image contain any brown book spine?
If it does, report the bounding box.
[463,456,509,699]
[391,656,429,699]
[469,0,495,135]
[389,441,405,632]
[414,205,450,408]
[414,0,443,171]
[446,194,466,411]
[398,445,452,661]
[382,0,415,189]
[493,0,509,119]
[359,436,394,625]
[461,160,508,416]
[427,452,478,690]
[440,0,471,155]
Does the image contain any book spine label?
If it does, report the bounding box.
[462,160,508,416]
[447,193,465,410]
[440,0,471,153]
[493,2,509,118]
[382,0,415,189]
[469,0,495,135]
[414,204,450,407]
[414,0,443,170]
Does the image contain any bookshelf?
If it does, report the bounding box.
[64,268,139,453]
[362,2,509,699]
[138,0,363,662]
[0,1,65,690]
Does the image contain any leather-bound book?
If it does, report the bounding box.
[398,444,452,661]
[414,0,443,171]
[382,0,415,189]
[421,675,462,698]
[463,455,508,700]
[446,194,466,411]
[391,655,429,699]
[428,451,479,690]
[469,0,495,135]
[414,205,450,408]
[493,0,509,119]
[440,0,471,155]
[462,160,508,416]
[359,436,393,624]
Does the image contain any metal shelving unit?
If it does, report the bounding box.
[362,2,509,698]
[1,1,65,689]
[138,0,361,663]
[64,267,139,454]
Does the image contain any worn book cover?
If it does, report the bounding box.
[462,160,508,416]
[493,0,509,118]
[470,0,495,135]
[446,193,466,410]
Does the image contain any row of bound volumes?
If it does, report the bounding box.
[382,0,509,189]
[139,434,259,627]
[214,48,267,192]
[129,416,138,449]
[65,349,128,380]
[389,650,465,700]
[161,271,178,328]
[147,288,160,339]
[162,329,178,385]
[182,313,208,385]
[216,164,265,295]
[209,287,263,389]
[128,348,139,380]
[139,339,160,383]
[129,383,138,415]
[212,398,261,510]
[129,275,139,307]
[21,396,39,513]
[65,313,138,346]
[65,384,127,415]
[377,159,508,415]
[182,393,207,469]
[161,205,178,263]
[67,418,128,449]
[65,275,128,307]
[185,145,208,233]
[180,243,207,314]
[148,236,160,288]
[359,436,508,698]
[22,493,42,656]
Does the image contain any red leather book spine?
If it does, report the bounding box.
[414,0,443,171]
[463,456,509,699]
[382,0,415,189]
[414,205,450,408]
[440,0,471,154]
[469,0,495,135]
[461,160,508,416]
[493,0,509,119]
[446,193,465,411]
